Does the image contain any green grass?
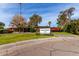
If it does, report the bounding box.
[53,32,73,35]
[53,32,75,36]
[0,32,76,45]
[0,33,53,45]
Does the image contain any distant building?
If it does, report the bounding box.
[51,27,62,32]
[35,26,62,32]
[7,24,17,32]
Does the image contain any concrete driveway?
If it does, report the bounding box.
[0,35,79,56]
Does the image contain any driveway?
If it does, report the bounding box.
[0,35,79,56]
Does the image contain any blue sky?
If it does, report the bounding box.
[0,3,79,28]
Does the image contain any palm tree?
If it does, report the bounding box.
[28,14,42,32]
[48,21,51,27]
[29,14,42,27]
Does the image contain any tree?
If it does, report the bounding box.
[57,11,68,28]
[57,7,75,29]
[11,15,27,32]
[0,22,5,30]
[64,19,79,35]
[29,14,42,28]
[66,7,75,21]
[28,14,42,32]
[48,21,51,27]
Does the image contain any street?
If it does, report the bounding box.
[0,35,79,56]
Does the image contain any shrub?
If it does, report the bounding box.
[0,29,13,34]
[0,29,4,34]
[64,20,79,35]
[30,28,36,32]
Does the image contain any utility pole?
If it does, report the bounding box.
[19,3,21,15]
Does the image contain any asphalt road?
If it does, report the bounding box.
[0,36,79,56]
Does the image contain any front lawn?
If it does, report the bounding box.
[0,32,77,45]
[0,33,53,45]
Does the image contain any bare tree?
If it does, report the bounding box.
[11,15,27,32]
